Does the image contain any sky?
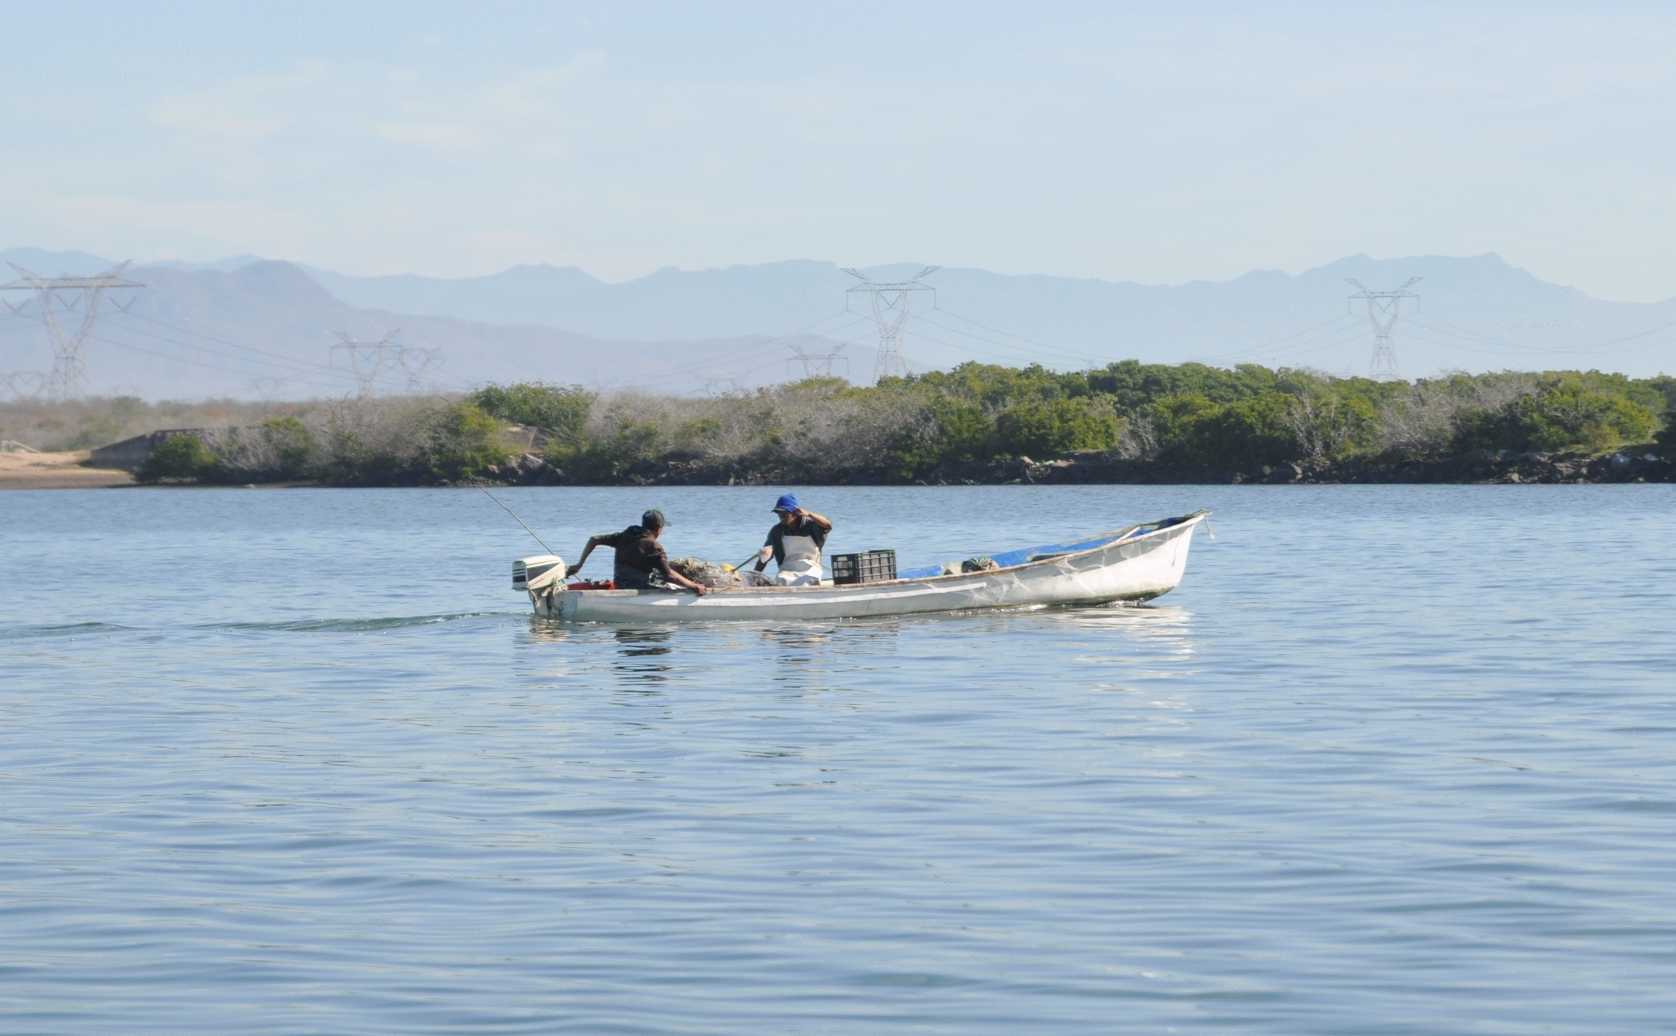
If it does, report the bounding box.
[4,1,1676,300]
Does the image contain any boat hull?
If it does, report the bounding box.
[531,514,1202,623]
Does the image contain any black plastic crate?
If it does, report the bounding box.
[830,549,896,585]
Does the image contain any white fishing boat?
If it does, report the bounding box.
[513,511,1208,623]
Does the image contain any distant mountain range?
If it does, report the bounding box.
[3,246,1673,400]
[0,250,866,400]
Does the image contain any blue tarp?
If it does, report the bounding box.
[894,520,1183,580]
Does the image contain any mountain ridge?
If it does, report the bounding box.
[3,248,1673,400]
[1,253,864,399]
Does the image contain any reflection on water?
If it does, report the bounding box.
[613,627,673,654]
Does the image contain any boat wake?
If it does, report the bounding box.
[206,612,511,633]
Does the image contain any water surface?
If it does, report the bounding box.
[3,485,1672,1034]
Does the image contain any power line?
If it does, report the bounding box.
[594,312,868,391]
[679,327,882,389]
[1408,314,1676,357]
[104,313,360,383]
[82,329,353,390]
[1188,312,1366,364]
[646,326,886,393]
[901,326,1068,369]
[113,311,360,376]
[924,307,1107,366]
[919,310,1106,367]
[610,331,853,391]
[1260,328,1384,364]
[110,310,477,391]
[591,312,860,389]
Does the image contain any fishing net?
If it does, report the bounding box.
[670,557,777,588]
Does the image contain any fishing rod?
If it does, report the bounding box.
[481,488,557,555]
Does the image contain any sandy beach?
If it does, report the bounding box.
[0,450,134,489]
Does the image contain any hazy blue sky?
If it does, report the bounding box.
[5,2,1675,299]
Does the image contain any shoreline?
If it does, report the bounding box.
[9,447,1671,489]
[0,450,134,489]
[460,446,1675,488]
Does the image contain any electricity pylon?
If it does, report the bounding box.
[843,266,937,382]
[1,371,47,401]
[787,342,849,379]
[1346,277,1421,380]
[0,262,145,400]
[699,376,745,396]
[330,330,404,398]
[395,345,440,394]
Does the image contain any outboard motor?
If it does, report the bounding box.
[513,555,567,595]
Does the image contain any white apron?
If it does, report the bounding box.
[775,533,824,586]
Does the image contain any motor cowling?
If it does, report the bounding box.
[513,555,568,593]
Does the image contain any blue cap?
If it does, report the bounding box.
[773,493,798,513]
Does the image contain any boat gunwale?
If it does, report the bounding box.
[550,510,1207,602]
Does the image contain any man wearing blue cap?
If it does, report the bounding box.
[572,508,709,595]
[753,494,833,586]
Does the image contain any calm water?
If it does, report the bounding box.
[3,485,1673,1035]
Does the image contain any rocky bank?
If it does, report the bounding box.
[468,446,1675,488]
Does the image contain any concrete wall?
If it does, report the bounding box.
[89,429,212,471]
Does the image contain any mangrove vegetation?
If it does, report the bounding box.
[4,360,1672,485]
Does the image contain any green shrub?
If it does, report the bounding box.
[879,396,997,479]
[1455,374,1657,453]
[1149,391,1301,467]
[995,397,1121,457]
[1089,360,1278,410]
[928,397,996,465]
[912,362,1088,409]
[136,433,218,483]
[1527,376,1655,451]
[261,416,317,478]
[471,382,595,444]
[1288,390,1381,462]
[556,418,665,479]
[423,402,511,480]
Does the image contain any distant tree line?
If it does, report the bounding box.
[6,360,1669,485]
[454,362,1673,484]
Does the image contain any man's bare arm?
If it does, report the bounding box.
[658,559,710,595]
[573,535,604,572]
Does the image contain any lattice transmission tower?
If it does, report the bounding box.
[843,266,937,382]
[0,262,145,400]
[395,345,440,394]
[331,330,437,398]
[1346,277,1421,380]
[787,342,849,379]
[1,371,47,402]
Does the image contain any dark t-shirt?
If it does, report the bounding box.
[764,516,829,564]
[598,525,668,582]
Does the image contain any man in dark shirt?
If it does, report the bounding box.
[753,493,833,585]
[572,509,709,594]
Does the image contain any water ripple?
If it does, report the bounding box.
[3,485,1674,1034]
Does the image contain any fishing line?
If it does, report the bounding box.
[481,488,556,555]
